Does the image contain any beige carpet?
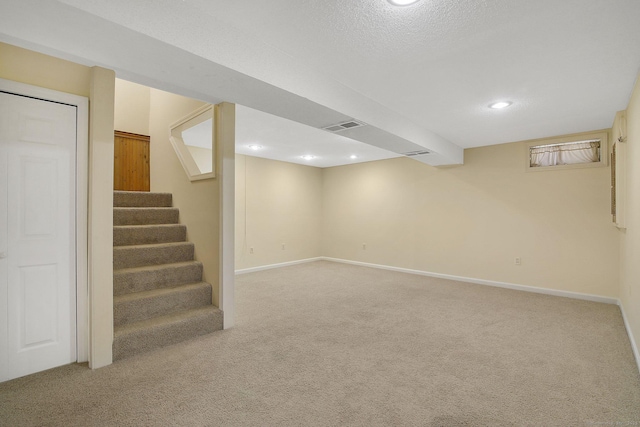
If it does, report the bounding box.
[1,260,639,426]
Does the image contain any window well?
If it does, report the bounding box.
[526,131,608,171]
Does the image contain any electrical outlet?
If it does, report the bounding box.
[515,257,521,265]
[281,243,286,250]
[249,247,254,254]
[362,243,366,250]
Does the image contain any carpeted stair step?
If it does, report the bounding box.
[111,190,223,362]
[114,282,212,327]
[114,242,194,270]
[114,261,204,296]
[113,306,223,361]
[114,191,173,208]
[114,224,187,246]
[114,207,179,226]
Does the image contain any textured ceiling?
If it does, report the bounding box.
[193,0,640,148]
[2,0,640,165]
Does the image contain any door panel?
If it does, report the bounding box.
[114,131,150,191]
[19,264,58,348]
[0,92,76,382]
[22,157,57,237]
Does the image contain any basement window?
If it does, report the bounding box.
[169,105,215,181]
[526,131,608,171]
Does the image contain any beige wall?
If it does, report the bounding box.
[235,154,323,270]
[0,42,91,97]
[1,43,115,368]
[187,146,213,174]
[322,139,619,298]
[114,79,150,135]
[149,89,221,305]
[619,75,640,356]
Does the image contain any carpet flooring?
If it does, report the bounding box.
[1,261,639,426]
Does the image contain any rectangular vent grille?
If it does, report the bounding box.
[402,150,431,157]
[322,120,365,133]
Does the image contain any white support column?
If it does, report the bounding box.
[88,66,115,368]
[216,102,236,329]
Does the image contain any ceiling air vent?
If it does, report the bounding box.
[402,150,431,157]
[322,120,365,133]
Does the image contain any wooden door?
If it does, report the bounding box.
[114,131,150,191]
[0,91,77,382]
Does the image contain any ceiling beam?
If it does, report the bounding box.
[0,0,463,165]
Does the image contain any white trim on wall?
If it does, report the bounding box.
[169,104,215,181]
[0,78,90,363]
[619,301,640,375]
[235,256,618,304]
[235,257,323,275]
[75,92,89,364]
[321,257,619,305]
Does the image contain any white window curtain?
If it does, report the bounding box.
[530,140,600,167]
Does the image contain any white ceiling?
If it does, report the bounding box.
[2,0,640,166]
[236,105,401,168]
[199,0,640,149]
[177,104,398,168]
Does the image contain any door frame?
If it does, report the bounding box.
[0,78,89,363]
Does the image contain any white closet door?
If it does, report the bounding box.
[0,92,77,382]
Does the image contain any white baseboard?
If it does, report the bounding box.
[321,257,619,305]
[235,257,322,275]
[619,301,640,375]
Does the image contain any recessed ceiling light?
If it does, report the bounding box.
[301,155,316,161]
[350,155,358,159]
[388,0,421,5]
[489,101,512,109]
[248,144,263,150]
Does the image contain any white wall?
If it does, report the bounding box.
[235,154,323,270]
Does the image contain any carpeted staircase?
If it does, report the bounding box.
[112,191,223,361]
